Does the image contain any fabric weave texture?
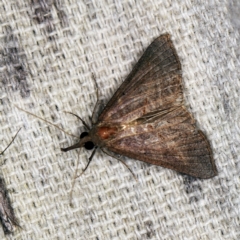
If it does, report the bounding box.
[0,0,239,239]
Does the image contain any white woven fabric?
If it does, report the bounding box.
[0,0,239,239]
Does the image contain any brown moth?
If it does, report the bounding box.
[62,34,217,178]
[0,129,21,234]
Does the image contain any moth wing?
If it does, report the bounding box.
[102,106,217,179]
[98,34,182,123]
[96,34,216,178]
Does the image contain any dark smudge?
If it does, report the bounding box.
[182,174,202,203]
[0,26,30,98]
[0,177,20,234]
[31,0,69,36]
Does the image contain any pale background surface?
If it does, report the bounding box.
[0,0,239,239]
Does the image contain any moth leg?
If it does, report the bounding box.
[75,147,98,179]
[0,128,21,156]
[91,73,105,125]
[69,147,98,205]
[91,99,105,125]
[63,111,90,130]
[101,148,138,181]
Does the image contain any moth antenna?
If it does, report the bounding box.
[69,147,97,205]
[1,128,21,156]
[92,73,100,111]
[91,74,105,124]
[14,105,78,138]
[63,111,90,130]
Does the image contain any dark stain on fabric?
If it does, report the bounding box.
[0,177,20,234]
[144,220,155,239]
[0,26,30,98]
[31,0,68,35]
[182,175,202,203]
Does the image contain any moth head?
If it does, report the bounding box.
[79,132,95,150]
[61,131,95,152]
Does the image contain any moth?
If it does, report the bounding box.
[64,34,217,178]
[0,129,21,234]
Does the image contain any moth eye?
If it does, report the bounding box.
[80,132,89,138]
[84,141,95,150]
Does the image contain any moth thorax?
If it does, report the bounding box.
[97,126,118,140]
